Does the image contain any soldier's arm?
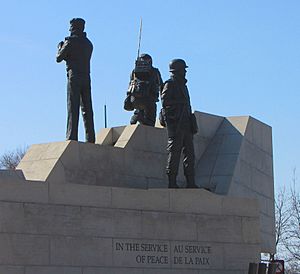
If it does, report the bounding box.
[161,81,186,107]
[56,40,70,63]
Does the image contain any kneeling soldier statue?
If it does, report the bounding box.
[161,59,198,188]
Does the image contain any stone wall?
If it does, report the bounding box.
[0,177,260,274]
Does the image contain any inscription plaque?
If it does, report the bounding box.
[113,239,221,269]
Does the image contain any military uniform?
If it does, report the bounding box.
[161,59,197,188]
[128,54,163,127]
[56,18,95,143]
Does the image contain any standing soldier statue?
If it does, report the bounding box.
[56,18,95,143]
[125,53,163,127]
[161,59,198,188]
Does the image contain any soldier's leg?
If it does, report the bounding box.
[80,76,95,143]
[166,133,184,188]
[66,74,81,141]
[182,132,197,188]
[143,103,156,127]
[130,109,143,125]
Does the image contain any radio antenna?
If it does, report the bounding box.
[137,18,143,59]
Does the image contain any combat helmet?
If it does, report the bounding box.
[169,59,188,72]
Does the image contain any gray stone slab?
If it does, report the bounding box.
[226,116,250,135]
[196,154,218,177]
[242,217,261,244]
[83,267,142,274]
[211,175,232,194]
[141,212,197,241]
[196,215,243,243]
[144,269,199,274]
[260,232,276,253]
[112,209,142,238]
[0,180,48,204]
[218,134,243,154]
[0,169,25,180]
[50,236,112,266]
[221,197,259,217]
[49,183,111,208]
[194,111,224,139]
[245,117,273,155]
[25,266,82,274]
[112,188,170,211]
[0,266,24,274]
[169,190,222,215]
[212,154,239,176]
[0,233,49,265]
[124,150,166,179]
[223,243,260,270]
[239,140,273,177]
[2,203,113,238]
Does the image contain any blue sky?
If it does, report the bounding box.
[0,0,299,189]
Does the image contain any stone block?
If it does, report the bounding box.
[25,266,82,274]
[260,232,276,253]
[196,154,218,176]
[211,175,232,194]
[96,126,126,146]
[147,177,167,188]
[20,142,69,162]
[245,117,273,155]
[197,215,243,243]
[112,209,142,238]
[251,169,274,198]
[232,159,252,189]
[112,188,170,211]
[0,169,25,180]
[49,183,111,208]
[221,197,259,217]
[141,212,197,241]
[226,116,249,135]
[0,266,24,274]
[194,111,224,139]
[50,236,112,266]
[83,267,142,274]
[217,117,248,135]
[193,136,210,160]
[212,154,239,176]
[17,158,59,181]
[242,217,261,244]
[218,134,243,154]
[239,140,273,177]
[124,150,166,179]
[170,190,222,215]
[223,243,260,270]
[0,233,49,265]
[0,179,48,204]
[260,213,276,235]
[96,127,112,145]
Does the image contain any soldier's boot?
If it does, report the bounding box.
[168,174,179,189]
[186,175,198,188]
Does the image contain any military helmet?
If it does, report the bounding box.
[70,18,85,32]
[169,59,188,72]
[140,53,152,65]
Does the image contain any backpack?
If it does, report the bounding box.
[127,58,153,109]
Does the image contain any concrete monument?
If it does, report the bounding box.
[0,111,275,274]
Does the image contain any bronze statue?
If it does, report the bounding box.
[161,59,198,188]
[126,53,163,127]
[56,18,95,143]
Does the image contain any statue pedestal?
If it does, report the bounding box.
[0,111,275,274]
